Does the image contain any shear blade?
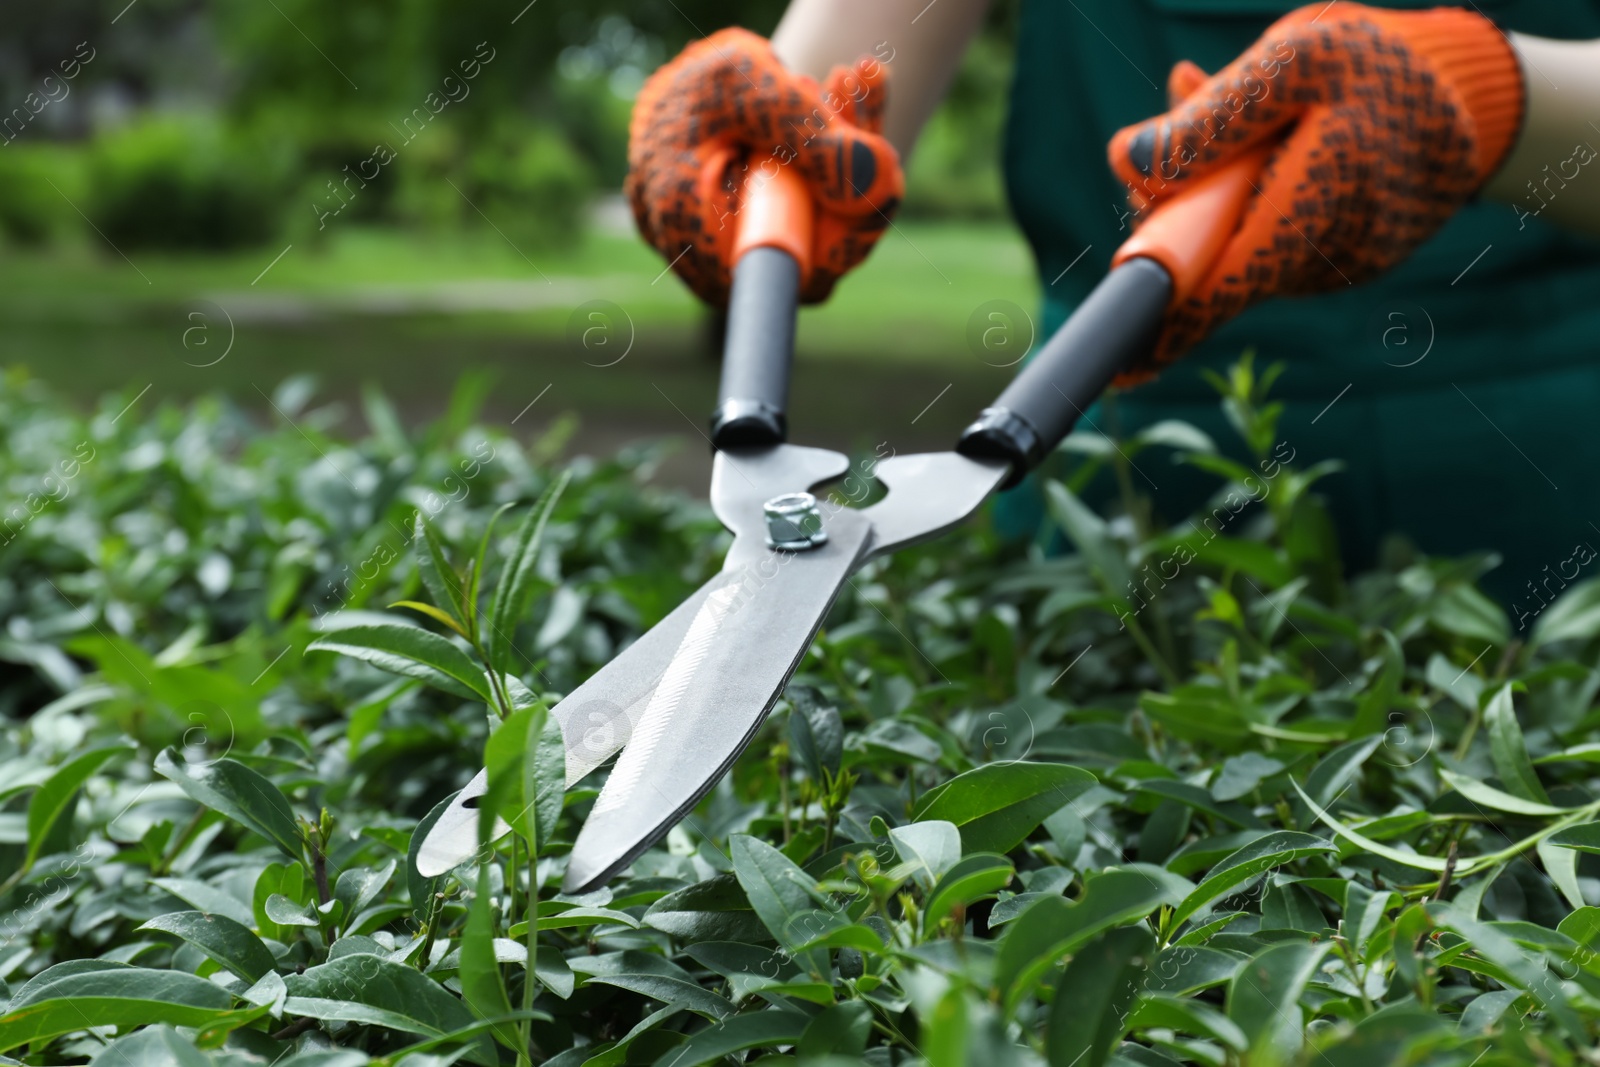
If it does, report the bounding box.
[562,506,873,893]
[414,574,740,877]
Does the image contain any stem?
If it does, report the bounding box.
[1432,838,1459,902]
[153,807,208,877]
[1124,612,1180,688]
[269,1017,320,1042]
[1452,706,1483,763]
[1332,936,1374,1014]
[311,845,332,907]
[1148,591,1181,677]
[417,887,445,970]
[778,755,791,845]
[485,657,514,721]
[519,855,539,1067]
[1450,799,1600,880]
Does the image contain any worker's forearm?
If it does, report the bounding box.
[770,0,991,157]
[1484,34,1600,238]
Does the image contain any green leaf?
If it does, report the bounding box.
[1548,823,1600,855]
[335,858,395,919]
[139,911,276,983]
[23,744,134,872]
[481,701,560,853]
[789,695,843,780]
[0,962,234,1053]
[90,1025,215,1067]
[1343,881,1395,953]
[1558,906,1600,949]
[995,865,1190,1010]
[390,599,468,637]
[643,876,768,943]
[1536,742,1600,765]
[152,877,256,929]
[1293,780,1452,872]
[1145,946,1245,995]
[1046,925,1155,1067]
[459,867,519,1051]
[923,853,1014,930]
[1300,736,1382,811]
[1428,583,1509,646]
[1437,769,1570,817]
[583,972,733,1020]
[1352,631,1404,738]
[642,1009,808,1067]
[487,472,571,672]
[1483,684,1549,804]
[154,749,302,860]
[790,923,885,954]
[889,820,961,889]
[409,795,452,924]
[798,1001,872,1059]
[1045,482,1132,597]
[307,623,490,702]
[1536,837,1585,910]
[1428,902,1585,1040]
[265,893,318,927]
[1186,535,1293,587]
[1227,941,1331,1065]
[525,905,640,932]
[251,862,307,941]
[729,835,837,978]
[913,761,1096,854]
[528,709,566,854]
[1531,576,1600,648]
[1170,831,1338,930]
[284,953,493,1065]
[1128,993,1248,1051]
[535,946,576,1000]
[415,513,468,626]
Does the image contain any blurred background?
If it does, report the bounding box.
[0,0,1035,488]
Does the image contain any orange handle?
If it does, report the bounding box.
[731,155,814,282]
[1110,147,1272,303]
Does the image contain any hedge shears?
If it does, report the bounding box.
[417,150,1263,893]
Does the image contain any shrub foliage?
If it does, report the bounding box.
[5,363,1600,1065]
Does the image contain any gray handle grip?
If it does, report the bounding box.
[709,247,801,448]
[957,256,1172,487]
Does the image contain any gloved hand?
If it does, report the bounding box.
[626,28,904,305]
[1106,1,1525,377]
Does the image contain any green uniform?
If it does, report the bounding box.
[1002,0,1600,611]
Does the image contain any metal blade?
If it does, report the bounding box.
[414,573,738,877]
[417,443,853,879]
[562,506,873,893]
[860,451,1008,561]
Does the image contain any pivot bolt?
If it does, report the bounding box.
[764,492,827,551]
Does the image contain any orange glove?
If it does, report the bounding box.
[626,29,904,306]
[1106,2,1524,378]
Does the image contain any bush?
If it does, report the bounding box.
[85,114,289,250]
[392,119,593,251]
[0,145,84,247]
[5,362,1600,1063]
[468,122,593,249]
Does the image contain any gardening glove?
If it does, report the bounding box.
[626,28,903,305]
[1107,1,1525,378]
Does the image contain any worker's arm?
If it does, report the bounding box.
[1483,34,1600,238]
[771,0,993,156]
